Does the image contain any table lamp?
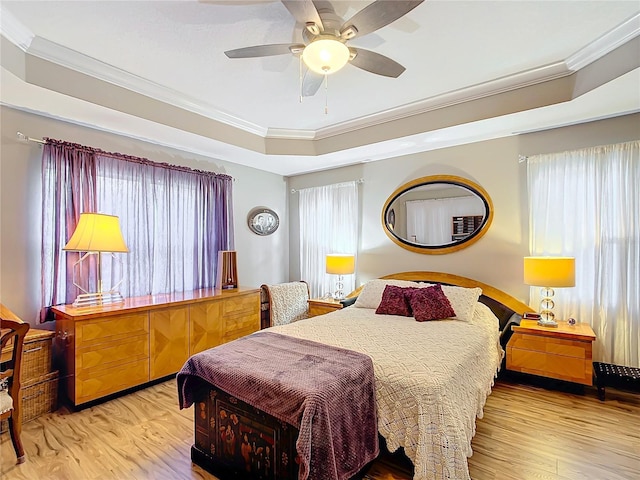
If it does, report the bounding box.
[326,254,355,300]
[524,256,575,327]
[64,213,129,307]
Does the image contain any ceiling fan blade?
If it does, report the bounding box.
[340,0,424,39]
[302,70,324,97]
[349,48,406,78]
[281,0,324,31]
[224,44,303,58]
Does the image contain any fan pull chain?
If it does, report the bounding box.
[324,74,329,114]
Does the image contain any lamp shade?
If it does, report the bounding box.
[524,256,575,287]
[63,213,129,253]
[302,37,350,75]
[326,254,355,275]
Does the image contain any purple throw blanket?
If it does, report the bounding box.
[177,331,379,480]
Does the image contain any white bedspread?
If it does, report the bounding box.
[269,302,503,480]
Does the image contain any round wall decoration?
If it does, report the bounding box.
[247,207,279,236]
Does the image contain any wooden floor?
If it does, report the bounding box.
[1,376,639,480]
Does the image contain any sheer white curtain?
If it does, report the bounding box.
[406,197,485,244]
[299,181,359,298]
[528,141,640,367]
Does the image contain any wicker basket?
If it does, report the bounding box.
[20,330,54,382]
[22,371,59,423]
[2,329,55,381]
[0,370,59,433]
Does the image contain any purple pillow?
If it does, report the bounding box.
[375,285,412,316]
[408,284,456,322]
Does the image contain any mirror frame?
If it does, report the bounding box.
[247,207,280,236]
[381,174,494,255]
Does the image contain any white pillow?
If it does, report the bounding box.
[353,279,419,309]
[440,285,482,322]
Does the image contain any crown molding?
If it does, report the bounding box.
[566,12,640,71]
[0,7,34,51]
[265,128,316,139]
[511,108,640,135]
[25,35,268,137]
[313,62,571,140]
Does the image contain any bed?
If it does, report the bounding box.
[178,272,533,480]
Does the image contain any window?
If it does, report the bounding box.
[527,141,639,367]
[298,181,359,298]
[41,140,233,318]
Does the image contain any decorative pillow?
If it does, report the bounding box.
[440,285,482,322]
[408,284,456,322]
[354,279,419,309]
[375,285,413,316]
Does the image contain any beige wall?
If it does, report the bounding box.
[288,113,640,306]
[2,105,638,324]
[0,106,288,325]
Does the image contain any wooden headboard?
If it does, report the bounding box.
[347,271,534,336]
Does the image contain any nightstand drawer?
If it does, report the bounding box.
[509,333,587,359]
[509,348,587,379]
[507,326,595,386]
[308,299,343,317]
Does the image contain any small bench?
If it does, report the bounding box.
[593,362,640,401]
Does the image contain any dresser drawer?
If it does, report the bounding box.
[76,313,149,347]
[76,358,150,404]
[222,293,259,315]
[224,311,259,332]
[223,325,258,344]
[76,334,149,373]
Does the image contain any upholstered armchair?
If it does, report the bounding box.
[1,315,30,464]
[260,281,310,329]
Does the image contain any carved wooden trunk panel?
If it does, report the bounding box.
[191,381,300,480]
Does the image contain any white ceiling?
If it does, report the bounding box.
[1,1,639,176]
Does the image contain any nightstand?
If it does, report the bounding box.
[506,320,596,385]
[307,298,343,317]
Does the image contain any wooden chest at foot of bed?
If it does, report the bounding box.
[192,382,300,480]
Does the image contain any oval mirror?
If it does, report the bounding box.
[382,175,493,254]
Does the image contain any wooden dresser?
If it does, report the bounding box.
[52,287,260,406]
[506,320,596,385]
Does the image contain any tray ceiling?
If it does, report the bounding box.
[1,1,639,175]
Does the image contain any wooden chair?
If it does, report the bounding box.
[1,316,30,464]
[260,281,310,329]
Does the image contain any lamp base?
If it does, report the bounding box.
[72,291,125,308]
[537,318,558,328]
[333,274,345,301]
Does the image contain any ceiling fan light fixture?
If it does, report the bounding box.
[302,37,350,75]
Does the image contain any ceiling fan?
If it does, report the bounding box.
[224,0,424,97]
